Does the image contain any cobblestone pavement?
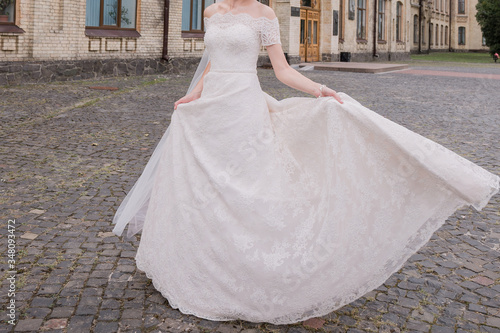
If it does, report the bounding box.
[1,61,499,333]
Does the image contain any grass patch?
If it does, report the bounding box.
[411,52,496,64]
[75,97,101,109]
[140,77,167,87]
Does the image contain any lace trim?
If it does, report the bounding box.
[205,11,279,23]
[204,12,281,46]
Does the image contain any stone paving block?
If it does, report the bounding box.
[338,315,357,326]
[476,287,498,298]
[49,306,74,318]
[67,315,94,331]
[75,305,99,316]
[12,319,42,332]
[94,321,119,333]
[25,307,52,318]
[397,297,420,308]
[99,309,121,321]
[480,327,500,333]
[430,326,455,333]
[411,308,435,323]
[468,303,488,314]
[55,297,79,307]
[464,310,487,324]
[30,297,55,308]
[42,318,68,330]
[122,308,143,319]
[486,316,500,329]
[436,315,457,327]
[405,320,430,332]
[37,284,63,295]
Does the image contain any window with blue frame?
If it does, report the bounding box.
[182,0,215,32]
[86,0,137,29]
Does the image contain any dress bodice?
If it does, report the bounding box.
[204,13,281,72]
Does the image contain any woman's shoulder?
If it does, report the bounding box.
[256,3,277,20]
[204,3,222,19]
[204,1,277,20]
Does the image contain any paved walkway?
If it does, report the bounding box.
[1,62,499,332]
[395,69,500,80]
[298,62,409,73]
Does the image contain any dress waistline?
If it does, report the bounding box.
[210,69,257,74]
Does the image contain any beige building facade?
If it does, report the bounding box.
[0,0,489,83]
[0,0,168,62]
[409,0,488,53]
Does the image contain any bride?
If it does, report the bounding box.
[112,0,499,325]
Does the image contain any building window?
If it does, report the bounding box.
[86,0,137,29]
[357,0,367,39]
[422,23,425,44]
[458,0,465,14]
[378,0,385,40]
[339,0,345,40]
[445,26,448,45]
[413,15,418,43]
[0,0,15,24]
[429,23,433,45]
[482,36,486,46]
[440,24,443,45]
[435,25,439,46]
[458,26,465,44]
[396,2,402,41]
[182,0,215,32]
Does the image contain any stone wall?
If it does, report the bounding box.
[0,57,202,85]
[0,54,295,85]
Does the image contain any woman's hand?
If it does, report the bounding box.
[174,91,202,110]
[266,44,343,104]
[319,86,343,104]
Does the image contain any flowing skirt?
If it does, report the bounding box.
[114,71,499,324]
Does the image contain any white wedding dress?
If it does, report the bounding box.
[112,12,500,324]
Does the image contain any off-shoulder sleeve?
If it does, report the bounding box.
[260,18,281,46]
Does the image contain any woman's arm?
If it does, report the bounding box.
[174,5,221,110]
[266,44,343,104]
[174,61,211,110]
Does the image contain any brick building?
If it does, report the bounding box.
[0,0,488,83]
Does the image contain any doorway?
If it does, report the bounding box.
[300,9,320,62]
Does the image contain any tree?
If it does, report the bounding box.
[0,0,14,15]
[476,0,500,55]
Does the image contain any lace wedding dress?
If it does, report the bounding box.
[112,12,499,324]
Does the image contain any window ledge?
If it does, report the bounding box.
[377,40,387,44]
[0,25,25,33]
[85,28,141,38]
[357,39,368,44]
[182,32,205,39]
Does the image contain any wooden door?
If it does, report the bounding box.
[300,9,320,62]
[300,10,307,61]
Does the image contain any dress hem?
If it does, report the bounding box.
[134,189,497,325]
